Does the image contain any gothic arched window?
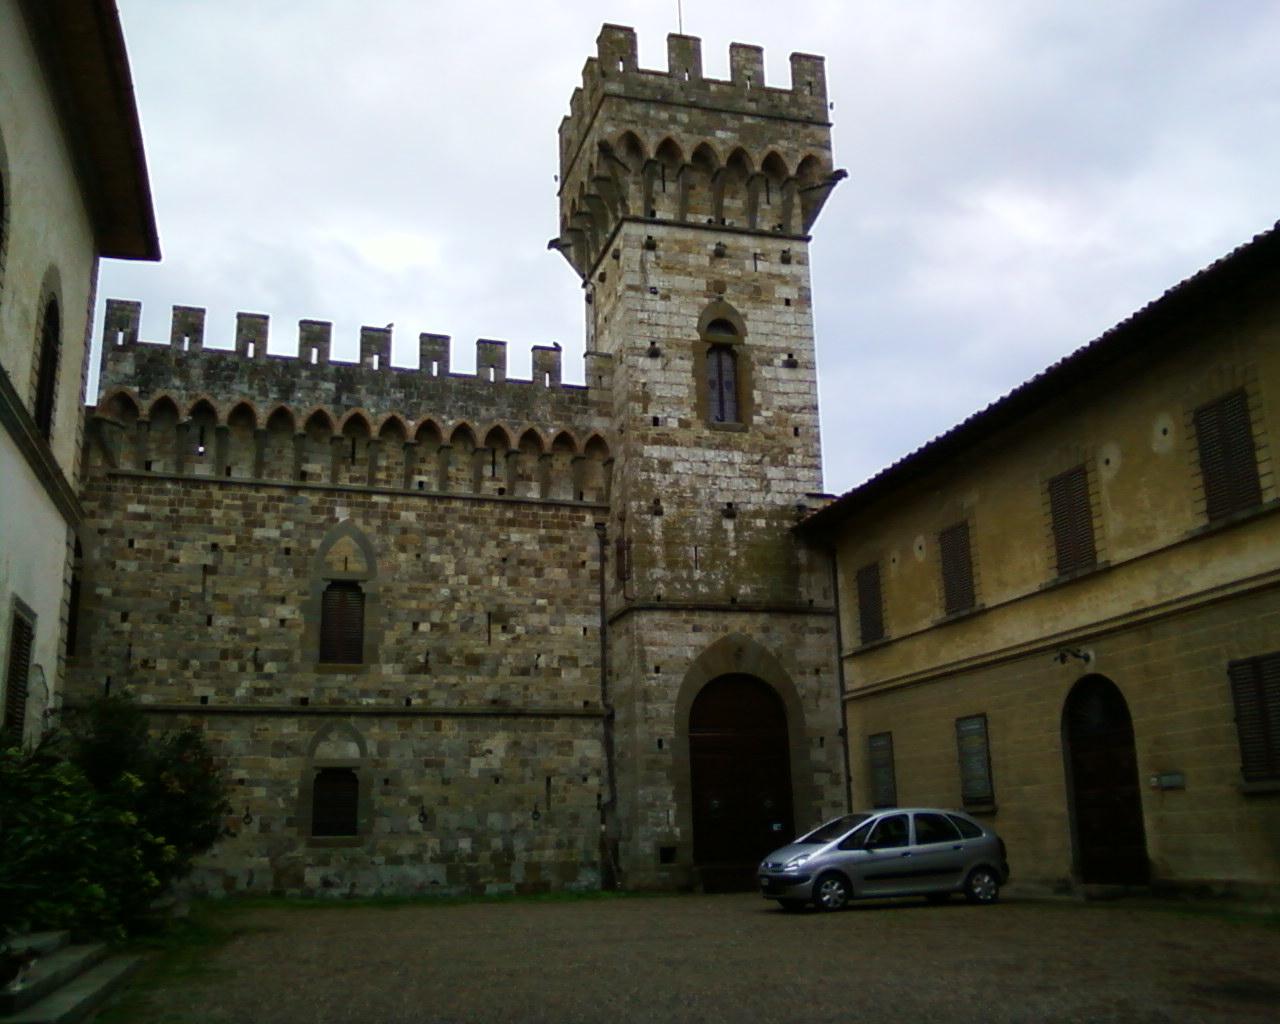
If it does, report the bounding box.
[320,580,365,664]
[34,297,60,438]
[707,344,739,423]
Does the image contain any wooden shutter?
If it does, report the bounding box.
[1048,464,1097,576]
[1195,390,1262,522]
[3,613,34,745]
[1228,653,1280,782]
[939,521,975,615]
[311,768,360,836]
[856,562,885,644]
[707,345,738,423]
[867,732,897,808]
[320,581,364,664]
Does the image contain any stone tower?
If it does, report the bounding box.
[554,26,848,888]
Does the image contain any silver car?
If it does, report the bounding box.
[758,807,1009,911]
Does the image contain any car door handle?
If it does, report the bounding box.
[899,851,912,857]
[952,845,963,850]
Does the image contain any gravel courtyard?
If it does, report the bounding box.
[118,894,1280,1024]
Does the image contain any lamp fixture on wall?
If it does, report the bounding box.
[1054,647,1091,665]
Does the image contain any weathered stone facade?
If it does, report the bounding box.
[68,26,848,896]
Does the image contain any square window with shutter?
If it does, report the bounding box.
[856,562,885,644]
[320,581,365,664]
[4,608,35,745]
[1047,464,1097,577]
[1227,652,1280,782]
[1195,389,1262,522]
[939,521,975,615]
[311,767,360,836]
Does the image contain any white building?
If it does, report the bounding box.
[0,0,158,745]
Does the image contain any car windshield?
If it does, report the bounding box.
[796,813,870,844]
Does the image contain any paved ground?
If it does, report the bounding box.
[118,894,1280,1024]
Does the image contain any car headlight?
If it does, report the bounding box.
[784,854,811,870]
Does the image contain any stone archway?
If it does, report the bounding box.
[688,674,793,891]
[1062,674,1149,885]
[673,634,812,892]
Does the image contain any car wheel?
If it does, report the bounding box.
[964,866,1001,904]
[777,899,807,913]
[813,873,851,912]
[925,892,950,905]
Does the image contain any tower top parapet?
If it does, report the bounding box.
[559,25,829,184]
[552,25,841,280]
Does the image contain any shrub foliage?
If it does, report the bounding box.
[0,697,230,938]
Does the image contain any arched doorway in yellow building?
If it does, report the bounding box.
[1062,675,1149,885]
[688,673,794,892]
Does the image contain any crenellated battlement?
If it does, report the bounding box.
[552,26,840,279]
[101,299,594,388]
[560,25,828,177]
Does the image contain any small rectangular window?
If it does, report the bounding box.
[939,521,975,615]
[311,767,359,836]
[1227,652,1280,782]
[855,562,884,644]
[955,714,995,807]
[319,581,364,664]
[1047,464,1097,577]
[3,607,35,745]
[1195,389,1262,522]
[867,732,897,808]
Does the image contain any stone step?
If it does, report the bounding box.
[0,955,144,1024]
[0,946,107,1015]
[2,936,68,961]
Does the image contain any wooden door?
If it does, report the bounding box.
[1064,676,1149,885]
[689,674,793,890]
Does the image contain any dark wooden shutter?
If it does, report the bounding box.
[856,562,885,644]
[320,581,364,664]
[1228,653,1280,782]
[707,345,738,423]
[311,768,360,836]
[3,613,34,745]
[1195,390,1262,522]
[33,299,60,438]
[1048,464,1096,576]
[939,521,975,615]
[867,732,897,808]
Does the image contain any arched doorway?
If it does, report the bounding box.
[689,674,794,891]
[1062,675,1149,885]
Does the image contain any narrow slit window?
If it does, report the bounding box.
[706,345,739,423]
[33,298,60,438]
[955,714,995,807]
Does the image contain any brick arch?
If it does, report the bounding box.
[670,633,818,871]
[98,387,141,422]
[583,433,610,459]
[697,299,748,339]
[517,427,546,453]
[449,421,477,447]
[226,400,258,429]
[145,392,182,421]
[551,429,578,454]
[187,395,221,424]
[482,424,512,451]
[414,418,444,445]
[338,408,374,435]
[263,403,297,432]
[299,406,336,433]
[375,413,409,439]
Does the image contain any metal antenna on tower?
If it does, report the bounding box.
[677,0,683,34]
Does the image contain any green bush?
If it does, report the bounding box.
[0,697,230,939]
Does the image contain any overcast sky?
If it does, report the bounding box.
[96,1,1280,495]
